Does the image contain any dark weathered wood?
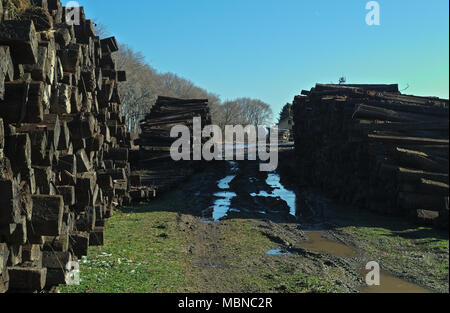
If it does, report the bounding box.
[55,26,72,47]
[38,114,61,151]
[106,147,128,161]
[398,192,447,212]
[16,124,48,165]
[57,44,81,73]
[22,244,42,263]
[76,149,92,172]
[57,185,75,206]
[55,152,77,172]
[69,231,89,258]
[29,195,64,236]
[0,243,10,274]
[8,267,47,291]
[89,226,104,246]
[1,80,44,124]
[117,70,126,82]
[0,0,134,292]
[5,133,32,175]
[50,83,72,114]
[23,46,50,81]
[43,235,69,252]
[74,19,95,44]
[0,45,14,82]
[68,113,96,140]
[0,179,21,225]
[7,245,22,266]
[45,268,66,288]
[292,83,449,228]
[9,217,27,245]
[42,251,71,269]
[0,20,39,64]
[397,167,448,185]
[100,37,118,53]
[395,147,448,173]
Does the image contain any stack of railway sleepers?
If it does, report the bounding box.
[292,84,449,228]
[0,0,139,292]
[278,129,291,143]
[132,96,212,198]
[137,96,211,162]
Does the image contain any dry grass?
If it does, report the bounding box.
[11,0,31,11]
[19,5,53,31]
[3,0,31,19]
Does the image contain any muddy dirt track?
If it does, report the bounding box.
[167,155,448,293]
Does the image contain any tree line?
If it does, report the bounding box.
[109,42,273,134]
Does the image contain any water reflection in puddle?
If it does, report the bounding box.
[251,173,297,217]
[267,248,292,255]
[211,162,238,221]
[212,192,237,221]
[218,176,236,189]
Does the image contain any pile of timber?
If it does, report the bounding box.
[132,96,211,197]
[0,0,136,293]
[278,129,291,143]
[293,84,449,228]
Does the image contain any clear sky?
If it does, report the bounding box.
[63,0,449,116]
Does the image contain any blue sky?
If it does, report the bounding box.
[63,0,449,116]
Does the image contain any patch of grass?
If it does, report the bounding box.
[339,225,449,293]
[269,264,335,293]
[60,201,190,293]
[417,237,449,252]
[217,219,337,293]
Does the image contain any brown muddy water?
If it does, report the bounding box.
[301,231,357,257]
[359,270,432,293]
[300,232,432,293]
[206,160,436,293]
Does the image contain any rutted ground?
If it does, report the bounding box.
[62,159,449,293]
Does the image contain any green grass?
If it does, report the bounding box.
[61,211,335,293]
[60,203,189,293]
[216,219,337,293]
[340,225,449,292]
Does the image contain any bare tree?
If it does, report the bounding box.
[92,19,110,38]
[235,98,273,126]
[98,23,273,133]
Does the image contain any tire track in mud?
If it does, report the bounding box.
[175,161,363,292]
[175,160,438,293]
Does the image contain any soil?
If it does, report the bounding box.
[163,152,448,293]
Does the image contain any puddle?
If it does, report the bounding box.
[301,232,431,293]
[210,161,239,221]
[267,248,292,255]
[228,161,239,173]
[251,173,297,217]
[212,192,237,221]
[300,232,357,258]
[359,270,432,293]
[218,176,236,189]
